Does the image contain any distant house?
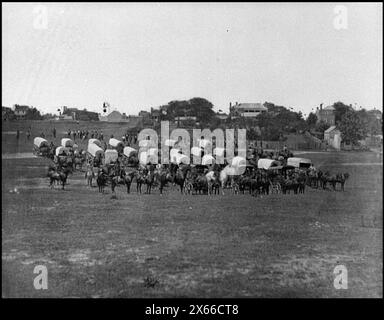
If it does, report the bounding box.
[229,102,267,118]
[150,108,161,123]
[14,105,30,119]
[367,109,382,120]
[324,126,341,150]
[316,104,335,126]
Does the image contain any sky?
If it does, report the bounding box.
[2,2,382,117]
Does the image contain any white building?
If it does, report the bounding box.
[230,102,267,118]
[324,126,341,150]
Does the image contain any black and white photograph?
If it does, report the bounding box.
[2,2,382,302]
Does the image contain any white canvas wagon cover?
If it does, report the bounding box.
[198,139,212,149]
[55,146,68,156]
[34,137,49,148]
[88,138,102,148]
[171,153,190,165]
[258,159,279,170]
[104,149,118,164]
[287,157,312,168]
[138,140,151,148]
[123,146,137,158]
[109,138,124,148]
[61,138,74,148]
[139,151,158,165]
[232,156,246,168]
[87,143,104,158]
[191,146,202,157]
[213,147,225,157]
[165,139,176,147]
[201,154,215,166]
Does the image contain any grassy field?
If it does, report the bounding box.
[2,121,383,298]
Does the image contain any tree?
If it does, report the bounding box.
[338,110,366,145]
[333,101,352,123]
[315,120,330,133]
[25,107,43,120]
[306,112,318,128]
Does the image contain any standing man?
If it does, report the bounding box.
[53,127,56,138]
[16,130,20,141]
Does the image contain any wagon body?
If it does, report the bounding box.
[104,149,118,165]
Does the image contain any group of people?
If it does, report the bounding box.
[66,129,104,142]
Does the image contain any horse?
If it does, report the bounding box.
[323,172,349,191]
[73,155,85,171]
[120,170,136,194]
[193,173,208,195]
[281,178,299,194]
[135,170,146,194]
[47,167,70,190]
[173,165,190,194]
[144,169,156,194]
[205,170,218,195]
[96,169,108,193]
[336,173,349,191]
[219,165,240,195]
[156,168,173,195]
[85,166,96,187]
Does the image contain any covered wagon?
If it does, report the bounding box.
[104,149,119,165]
[164,139,176,147]
[123,146,137,158]
[213,147,225,157]
[138,140,151,148]
[87,143,104,167]
[139,151,158,165]
[170,148,182,161]
[55,146,68,157]
[257,159,280,170]
[191,146,203,157]
[171,153,190,165]
[33,137,50,157]
[201,154,215,166]
[61,138,75,148]
[198,138,212,149]
[287,157,312,169]
[109,138,124,149]
[88,138,102,148]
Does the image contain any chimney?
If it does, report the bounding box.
[236,102,238,106]
[320,103,323,111]
[229,102,232,108]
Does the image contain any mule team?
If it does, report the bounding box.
[83,161,350,196]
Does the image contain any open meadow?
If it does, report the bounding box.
[2,121,383,298]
